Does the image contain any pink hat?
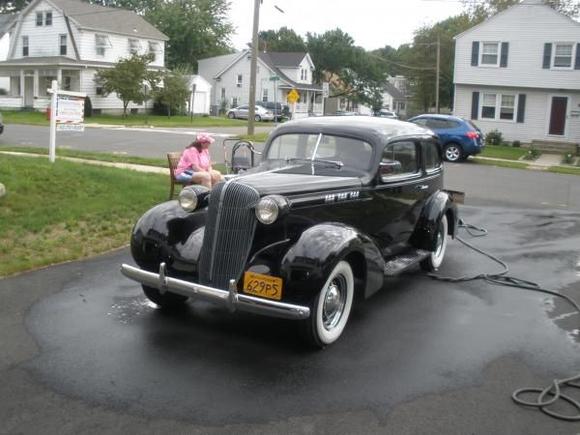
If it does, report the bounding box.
[196,133,215,145]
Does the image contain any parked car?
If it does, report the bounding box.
[121,117,459,348]
[227,105,275,122]
[256,101,289,121]
[334,110,362,116]
[407,114,484,162]
[375,109,398,119]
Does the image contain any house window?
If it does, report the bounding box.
[148,41,159,61]
[221,87,226,101]
[95,34,110,56]
[22,36,29,57]
[232,97,238,107]
[499,95,515,120]
[63,76,71,91]
[129,39,140,55]
[236,74,242,87]
[553,43,574,68]
[45,11,52,26]
[480,42,499,66]
[96,86,104,96]
[481,93,497,119]
[59,34,67,56]
[36,12,43,26]
[40,76,57,96]
[262,88,268,102]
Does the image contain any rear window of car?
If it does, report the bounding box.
[266,133,373,173]
[425,119,458,130]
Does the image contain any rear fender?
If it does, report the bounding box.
[410,191,458,251]
[280,223,384,302]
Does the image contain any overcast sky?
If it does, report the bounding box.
[229,0,465,51]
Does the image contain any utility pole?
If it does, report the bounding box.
[247,0,260,136]
[435,34,440,114]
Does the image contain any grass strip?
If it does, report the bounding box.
[2,111,248,128]
[471,158,529,170]
[0,154,169,276]
[236,132,270,143]
[548,166,580,176]
[480,145,527,160]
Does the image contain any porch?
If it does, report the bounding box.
[280,87,323,118]
[0,67,81,110]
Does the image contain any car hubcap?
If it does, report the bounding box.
[434,225,444,258]
[322,276,346,331]
[446,147,460,161]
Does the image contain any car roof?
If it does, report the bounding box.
[411,114,466,122]
[271,116,433,144]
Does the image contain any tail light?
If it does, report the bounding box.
[466,131,479,139]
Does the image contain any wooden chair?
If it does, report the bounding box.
[167,152,188,200]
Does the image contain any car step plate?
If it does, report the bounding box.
[383,249,431,276]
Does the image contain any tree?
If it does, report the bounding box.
[144,0,234,70]
[155,68,191,117]
[462,0,580,19]
[258,27,306,52]
[306,29,356,83]
[0,0,29,13]
[95,54,160,117]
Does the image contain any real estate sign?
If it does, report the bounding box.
[56,95,85,132]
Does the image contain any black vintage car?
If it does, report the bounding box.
[121,117,459,347]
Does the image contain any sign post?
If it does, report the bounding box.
[287,89,299,120]
[269,75,280,125]
[322,82,329,116]
[47,81,86,162]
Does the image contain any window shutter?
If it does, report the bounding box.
[471,41,479,66]
[471,91,479,120]
[575,43,580,69]
[500,42,509,67]
[517,94,526,123]
[543,43,552,69]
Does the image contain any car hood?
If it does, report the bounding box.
[233,167,362,196]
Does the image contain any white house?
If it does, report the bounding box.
[198,50,323,118]
[453,0,580,146]
[0,0,167,113]
[0,14,15,92]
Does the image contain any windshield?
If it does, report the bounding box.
[265,133,373,173]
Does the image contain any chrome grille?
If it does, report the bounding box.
[198,181,259,289]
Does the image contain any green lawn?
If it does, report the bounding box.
[0,155,168,276]
[471,158,529,170]
[237,132,270,143]
[2,110,248,128]
[548,166,580,176]
[480,145,528,160]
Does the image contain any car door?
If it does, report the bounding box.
[370,140,431,255]
[237,105,249,119]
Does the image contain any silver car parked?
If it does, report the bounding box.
[227,105,275,122]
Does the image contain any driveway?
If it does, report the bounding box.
[1,200,579,433]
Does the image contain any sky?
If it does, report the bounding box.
[228,0,465,51]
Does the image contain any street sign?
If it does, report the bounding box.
[322,82,330,98]
[287,89,299,104]
[269,75,280,81]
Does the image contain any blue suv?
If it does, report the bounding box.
[408,114,484,162]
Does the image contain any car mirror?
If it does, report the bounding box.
[379,159,402,178]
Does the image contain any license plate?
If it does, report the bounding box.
[243,271,283,301]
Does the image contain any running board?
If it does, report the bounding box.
[383,249,431,277]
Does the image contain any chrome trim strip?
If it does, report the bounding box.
[121,263,311,320]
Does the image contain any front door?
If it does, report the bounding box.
[549,96,567,136]
[24,76,34,108]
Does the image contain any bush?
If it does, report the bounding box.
[485,129,503,145]
[84,96,93,118]
[0,88,7,96]
[562,153,574,164]
[523,146,541,161]
[152,97,169,116]
[512,140,521,148]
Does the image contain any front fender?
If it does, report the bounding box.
[279,223,384,302]
[410,190,458,251]
[130,200,206,271]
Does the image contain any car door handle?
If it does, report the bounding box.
[416,184,429,191]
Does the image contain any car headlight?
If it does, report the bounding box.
[178,185,210,212]
[255,195,288,225]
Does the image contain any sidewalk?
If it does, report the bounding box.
[475,153,577,171]
[0,151,169,174]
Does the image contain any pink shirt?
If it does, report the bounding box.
[175,147,211,175]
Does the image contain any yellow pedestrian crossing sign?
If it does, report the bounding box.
[287,89,299,104]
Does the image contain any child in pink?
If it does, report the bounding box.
[175,133,222,188]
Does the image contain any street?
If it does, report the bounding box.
[1,154,579,432]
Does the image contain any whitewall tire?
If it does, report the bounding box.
[420,214,448,272]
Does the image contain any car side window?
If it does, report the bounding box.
[413,118,428,127]
[423,140,442,172]
[380,141,419,180]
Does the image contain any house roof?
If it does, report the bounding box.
[383,82,405,100]
[264,52,307,67]
[258,51,321,91]
[0,56,165,69]
[0,14,16,38]
[47,0,168,41]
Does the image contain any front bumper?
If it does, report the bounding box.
[120,263,310,320]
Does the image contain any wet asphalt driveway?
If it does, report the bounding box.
[1,203,579,434]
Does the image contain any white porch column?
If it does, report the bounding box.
[19,70,24,96]
[56,68,62,86]
[33,70,39,97]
